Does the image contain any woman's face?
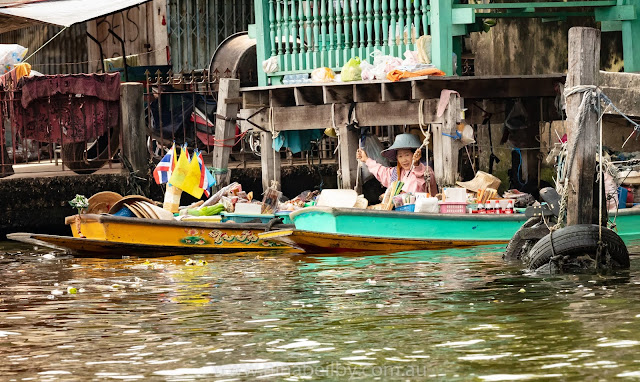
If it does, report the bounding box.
[396,149,414,171]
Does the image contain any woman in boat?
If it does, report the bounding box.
[356,133,438,195]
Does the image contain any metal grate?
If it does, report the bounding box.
[167,0,255,72]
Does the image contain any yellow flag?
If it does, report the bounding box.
[180,152,204,199]
[168,147,191,192]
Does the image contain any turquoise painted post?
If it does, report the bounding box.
[343,0,351,64]
[421,0,429,39]
[622,0,640,72]
[256,0,272,86]
[366,0,374,57]
[291,0,300,70]
[414,0,422,40]
[286,0,294,72]
[430,0,453,75]
[406,0,414,51]
[374,0,381,49]
[352,0,359,58]
[313,0,320,68]
[390,0,398,56]
[336,2,343,67]
[359,0,366,58]
[298,0,305,70]
[284,1,291,72]
[382,0,390,54]
[306,1,313,69]
[269,0,277,57]
[320,0,327,67]
[328,0,335,68]
[276,1,283,71]
[398,0,405,55]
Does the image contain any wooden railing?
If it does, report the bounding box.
[253,0,640,86]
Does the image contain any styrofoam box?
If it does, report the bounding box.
[234,203,263,214]
[443,187,467,203]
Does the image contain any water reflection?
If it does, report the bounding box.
[0,242,639,380]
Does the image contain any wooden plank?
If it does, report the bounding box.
[270,88,296,107]
[600,70,640,89]
[243,90,270,108]
[381,81,412,102]
[338,125,360,190]
[224,97,243,104]
[260,132,282,192]
[432,93,461,187]
[565,27,600,226]
[323,83,354,103]
[354,83,382,102]
[412,75,564,99]
[212,78,241,188]
[294,86,324,105]
[120,83,148,184]
[599,86,640,117]
[261,100,440,131]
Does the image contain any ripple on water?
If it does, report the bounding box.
[1,244,640,380]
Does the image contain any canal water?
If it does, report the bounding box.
[1,242,640,381]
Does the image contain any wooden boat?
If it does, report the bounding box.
[258,206,640,253]
[7,213,295,257]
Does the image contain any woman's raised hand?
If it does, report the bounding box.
[412,149,422,165]
[356,148,368,162]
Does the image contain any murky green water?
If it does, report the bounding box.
[1,242,640,381]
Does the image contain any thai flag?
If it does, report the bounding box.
[153,144,177,185]
[197,151,214,197]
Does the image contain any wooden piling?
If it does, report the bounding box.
[432,93,461,187]
[260,131,282,191]
[120,82,148,178]
[565,27,600,226]
[212,78,240,188]
[338,125,360,191]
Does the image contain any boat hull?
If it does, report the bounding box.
[259,229,508,254]
[7,214,293,256]
[290,207,528,242]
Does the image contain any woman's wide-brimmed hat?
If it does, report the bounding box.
[87,191,123,214]
[381,133,422,161]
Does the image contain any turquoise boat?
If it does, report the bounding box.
[259,207,640,253]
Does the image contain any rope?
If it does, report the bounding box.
[24,26,68,63]
[418,99,433,194]
[331,103,342,188]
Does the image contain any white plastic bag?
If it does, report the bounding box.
[0,44,28,74]
[262,56,279,74]
[360,60,374,81]
[415,197,439,213]
[370,50,402,80]
[310,67,335,82]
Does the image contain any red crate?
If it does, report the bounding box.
[439,202,467,214]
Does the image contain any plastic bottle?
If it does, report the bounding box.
[486,201,494,214]
[478,203,485,214]
[494,200,501,214]
[505,201,514,214]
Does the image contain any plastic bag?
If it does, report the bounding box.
[310,67,335,82]
[505,99,528,130]
[359,133,390,183]
[262,56,279,74]
[360,60,374,81]
[0,44,28,75]
[460,124,476,146]
[416,35,432,64]
[341,57,362,82]
[371,50,402,80]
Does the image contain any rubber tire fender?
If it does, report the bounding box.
[526,224,630,271]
